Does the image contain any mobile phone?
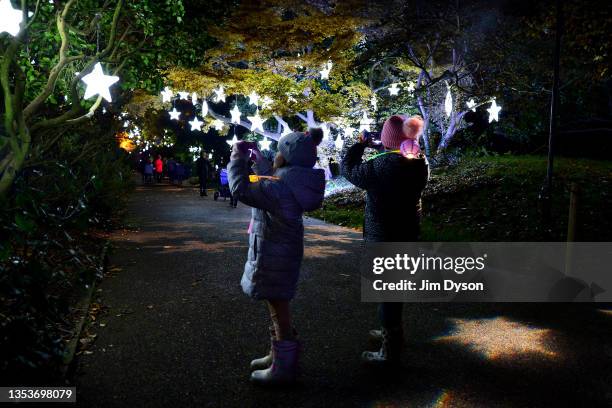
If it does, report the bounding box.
[363,130,382,147]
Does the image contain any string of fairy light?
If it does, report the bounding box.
[1,0,502,156]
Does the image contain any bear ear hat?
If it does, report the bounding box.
[309,128,324,146]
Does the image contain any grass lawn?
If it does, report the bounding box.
[307,155,612,241]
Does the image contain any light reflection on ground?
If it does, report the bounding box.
[434,316,558,360]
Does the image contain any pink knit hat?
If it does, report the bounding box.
[381,115,407,150]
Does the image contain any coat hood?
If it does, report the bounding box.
[275,166,325,212]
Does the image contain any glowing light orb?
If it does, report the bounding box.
[81,63,119,102]
[191,92,198,105]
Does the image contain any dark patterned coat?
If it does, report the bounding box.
[341,142,429,242]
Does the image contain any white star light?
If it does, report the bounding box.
[359,112,374,132]
[334,135,344,150]
[247,110,266,132]
[0,0,23,36]
[261,96,274,109]
[213,86,226,103]
[487,99,502,123]
[230,105,242,124]
[444,86,453,117]
[189,116,203,131]
[406,82,415,93]
[248,91,260,106]
[320,60,332,80]
[169,108,181,120]
[81,63,119,102]
[178,91,189,100]
[161,87,174,103]
[212,119,225,131]
[259,137,272,151]
[201,100,209,117]
[466,98,477,111]
[226,135,239,146]
[388,83,400,96]
[191,92,198,105]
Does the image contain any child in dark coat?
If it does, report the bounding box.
[342,115,429,365]
[228,131,325,385]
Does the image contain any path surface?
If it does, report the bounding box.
[74,183,612,407]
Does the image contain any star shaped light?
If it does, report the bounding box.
[487,99,502,123]
[213,86,226,103]
[248,91,260,106]
[259,137,272,151]
[191,92,198,105]
[320,60,333,80]
[189,116,203,131]
[230,105,242,124]
[247,110,266,132]
[161,87,174,103]
[0,0,23,36]
[406,82,416,93]
[334,135,344,150]
[466,98,477,111]
[388,83,400,96]
[261,96,274,109]
[81,63,119,102]
[169,108,181,120]
[201,101,209,117]
[359,112,374,132]
[212,119,225,131]
[178,91,189,100]
[226,135,239,146]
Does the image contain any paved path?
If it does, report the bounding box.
[75,184,612,407]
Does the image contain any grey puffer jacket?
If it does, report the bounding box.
[228,156,325,300]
